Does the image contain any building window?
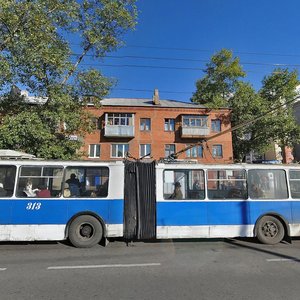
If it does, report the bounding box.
[212,145,223,158]
[182,115,208,127]
[91,117,100,130]
[111,144,129,158]
[165,144,175,157]
[140,144,151,158]
[140,118,151,131]
[89,144,100,158]
[186,145,203,158]
[107,113,133,126]
[211,119,221,132]
[165,119,175,131]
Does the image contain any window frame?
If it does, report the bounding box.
[64,166,109,198]
[140,144,151,158]
[182,115,208,128]
[212,145,223,158]
[90,117,100,130]
[164,118,175,131]
[111,143,129,158]
[140,118,151,131]
[89,144,101,158]
[211,119,221,132]
[0,165,16,198]
[107,113,133,126]
[17,165,64,198]
[186,145,203,158]
[248,169,288,200]
[163,168,205,200]
[207,169,247,200]
[165,144,176,157]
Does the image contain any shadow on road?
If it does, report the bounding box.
[224,237,300,262]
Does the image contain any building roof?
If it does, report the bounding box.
[0,149,36,159]
[100,98,207,109]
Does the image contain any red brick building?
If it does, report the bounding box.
[83,90,233,163]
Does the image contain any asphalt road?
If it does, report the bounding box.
[1,238,300,300]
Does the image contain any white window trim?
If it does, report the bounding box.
[140,144,151,158]
[111,143,129,158]
[89,144,101,158]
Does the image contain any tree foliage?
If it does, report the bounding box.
[191,49,246,108]
[191,49,300,162]
[0,0,137,159]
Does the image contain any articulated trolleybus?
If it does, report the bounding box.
[0,159,300,247]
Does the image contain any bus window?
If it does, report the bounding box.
[207,169,247,200]
[248,169,288,199]
[0,165,16,197]
[64,167,109,198]
[17,166,63,198]
[163,169,205,200]
[289,170,300,199]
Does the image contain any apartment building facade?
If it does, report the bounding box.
[83,91,233,163]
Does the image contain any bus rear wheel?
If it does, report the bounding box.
[256,216,285,245]
[68,215,103,248]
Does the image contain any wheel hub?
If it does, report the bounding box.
[80,224,93,238]
[262,221,278,237]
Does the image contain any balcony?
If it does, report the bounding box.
[104,113,135,138]
[181,126,210,138]
[181,115,210,138]
[104,125,135,137]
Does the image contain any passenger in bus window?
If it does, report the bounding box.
[97,179,109,197]
[0,183,7,197]
[193,179,201,190]
[24,179,38,197]
[63,187,71,197]
[66,173,81,196]
[249,183,263,198]
[169,182,183,199]
[36,185,51,198]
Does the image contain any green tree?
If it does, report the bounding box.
[259,69,300,162]
[191,48,246,107]
[229,82,269,161]
[0,0,137,159]
[192,49,300,162]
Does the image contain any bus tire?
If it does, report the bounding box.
[256,216,285,245]
[68,215,103,248]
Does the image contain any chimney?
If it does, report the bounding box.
[153,88,160,105]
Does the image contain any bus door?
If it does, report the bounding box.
[124,160,156,240]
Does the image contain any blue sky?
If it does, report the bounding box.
[79,0,300,102]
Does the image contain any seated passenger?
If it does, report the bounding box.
[24,180,39,197]
[63,188,71,198]
[36,185,51,198]
[0,183,7,197]
[193,179,201,190]
[249,183,263,198]
[169,182,183,200]
[66,173,81,196]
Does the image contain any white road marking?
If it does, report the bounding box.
[47,263,161,270]
[267,258,300,262]
[0,268,7,271]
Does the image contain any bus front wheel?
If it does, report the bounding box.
[68,215,103,248]
[256,216,285,245]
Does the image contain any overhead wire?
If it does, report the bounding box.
[169,95,300,160]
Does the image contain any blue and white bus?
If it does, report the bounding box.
[0,159,300,247]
